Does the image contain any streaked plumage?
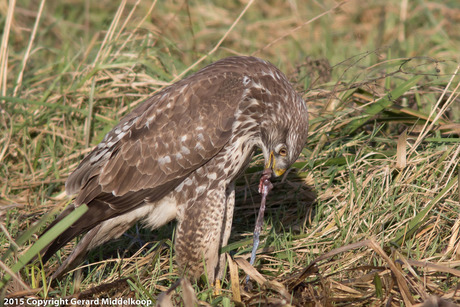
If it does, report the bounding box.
[39,56,309,282]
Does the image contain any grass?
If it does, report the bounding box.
[1,0,459,306]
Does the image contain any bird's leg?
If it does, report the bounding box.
[213,183,235,296]
[246,169,273,284]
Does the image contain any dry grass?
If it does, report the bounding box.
[1,0,459,306]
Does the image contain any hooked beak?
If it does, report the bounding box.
[265,151,286,177]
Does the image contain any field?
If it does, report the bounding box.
[1,0,459,306]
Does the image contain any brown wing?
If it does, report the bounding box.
[40,69,247,262]
[69,72,239,205]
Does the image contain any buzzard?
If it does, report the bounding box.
[39,56,309,282]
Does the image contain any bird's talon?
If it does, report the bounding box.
[213,279,222,296]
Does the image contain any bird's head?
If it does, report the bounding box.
[259,94,309,178]
[236,56,309,179]
[262,142,291,177]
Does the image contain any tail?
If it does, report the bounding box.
[37,197,145,279]
[37,199,114,279]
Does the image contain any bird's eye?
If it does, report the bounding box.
[279,147,288,156]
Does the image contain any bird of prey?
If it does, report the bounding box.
[38,56,309,283]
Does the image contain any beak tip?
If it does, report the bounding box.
[274,168,286,177]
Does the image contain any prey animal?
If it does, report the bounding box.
[38,56,309,283]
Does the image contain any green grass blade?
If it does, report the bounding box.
[345,75,423,134]
[374,273,383,298]
[391,176,458,247]
[1,209,59,262]
[221,238,253,254]
[0,204,88,289]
